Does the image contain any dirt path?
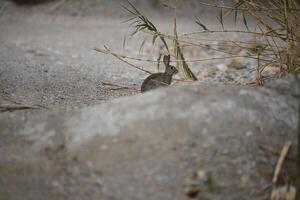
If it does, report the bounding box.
[0,12,143,109]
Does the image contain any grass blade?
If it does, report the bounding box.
[139,37,147,53]
[123,31,127,49]
[152,34,158,45]
[243,12,250,31]
[195,17,209,31]
[234,10,238,24]
[173,1,197,80]
[159,36,169,52]
[217,8,225,30]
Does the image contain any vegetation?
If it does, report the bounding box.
[121,0,197,80]
[201,0,300,84]
[96,0,299,85]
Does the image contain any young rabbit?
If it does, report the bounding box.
[141,55,178,93]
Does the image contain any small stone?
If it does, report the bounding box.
[183,185,199,199]
[239,175,249,188]
[227,58,246,70]
[216,64,228,72]
[245,131,253,137]
[193,156,205,166]
[51,181,60,187]
[222,149,229,155]
[183,172,200,198]
[94,178,103,187]
[86,161,94,168]
[197,170,208,182]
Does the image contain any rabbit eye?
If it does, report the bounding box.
[171,67,174,70]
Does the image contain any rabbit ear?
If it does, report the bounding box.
[163,55,170,66]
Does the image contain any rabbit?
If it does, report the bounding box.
[141,55,178,93]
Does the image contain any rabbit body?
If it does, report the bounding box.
[141,73,173,92]
[141,55,178,93]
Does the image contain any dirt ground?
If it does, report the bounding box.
[0,2,297,200]
[0,0,259,110]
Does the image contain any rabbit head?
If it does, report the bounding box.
[163,55,178,75]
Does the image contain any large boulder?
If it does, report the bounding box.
[0,75,298,200]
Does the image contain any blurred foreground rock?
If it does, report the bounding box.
[0,75,298,200]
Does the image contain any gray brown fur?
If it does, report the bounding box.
[141,55,178,93]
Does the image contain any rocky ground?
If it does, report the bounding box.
[0,1,298,200]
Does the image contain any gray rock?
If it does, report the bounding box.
[0,75,298,200]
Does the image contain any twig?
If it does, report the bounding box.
[94,46,152,74]
[180,30,289,40]
[0,103,42,112]
[272,141,292,183]
[196,1,300,11]
[96,47,260,63]
[101,81,133,90]
[109,87,135,91]
[259,145,296,162]
[143,30,274,62]
[270,141,292,199]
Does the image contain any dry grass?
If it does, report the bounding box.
[95,0,299,84]
[193,0,300,84]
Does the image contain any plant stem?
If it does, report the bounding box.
[196,1,300,11]
[180,30,289,39]
[172,0,197,81]
[94,47,152,74]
